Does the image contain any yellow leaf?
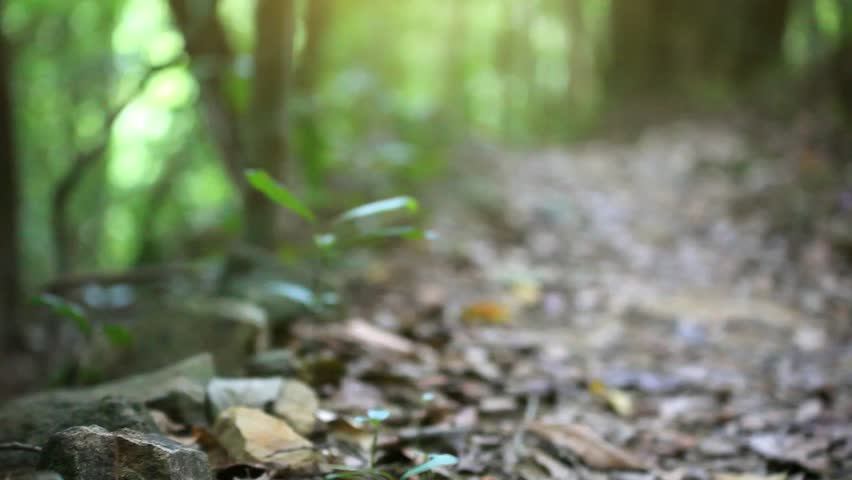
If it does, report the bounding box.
[462,301,509,324]
[588,379,634,417]
[511,282,541,306]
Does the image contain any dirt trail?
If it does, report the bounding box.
[392,120,852,477]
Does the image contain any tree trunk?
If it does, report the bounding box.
[606,0,793,98]
[166,0,244,190]
[296,0,331,192]
[246,0,295,248]
[0,16,21,345]
[443,0,469,129]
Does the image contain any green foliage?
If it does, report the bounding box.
[246,169,427,314]
[34,293,92,338]
[245,169,316,223]
[401,454,459,479]
[33,293,133,347]
[333,196,419,224]
[8,0,845,290]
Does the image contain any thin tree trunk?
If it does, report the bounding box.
[166,0,244,191]
[0,15,21,344]
[297,0,331,192]
[443,0,469,129]
[246,0,295,248]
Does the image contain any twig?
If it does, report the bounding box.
[504,394,540,472]
[0,442,42,454]
[266,444,326,459]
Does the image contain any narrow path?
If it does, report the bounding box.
[391,120,852,477]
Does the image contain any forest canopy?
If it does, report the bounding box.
[0,0,849,310]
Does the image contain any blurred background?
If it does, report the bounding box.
[0,0,850,394]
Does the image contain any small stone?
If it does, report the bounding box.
[272,379,318,435]
[38,426,210,480]
[207,377,283,418]
[213,407,315,468]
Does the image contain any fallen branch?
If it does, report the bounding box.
[0,442,42,454]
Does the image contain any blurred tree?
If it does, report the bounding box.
[0,6,21,340]
[833,0,851,117]
[442,0,470,132]
[167,0,244,186]
[606,0,793,97]
[295,0,331,194]
[168,0,295,249]
[246,0,295,247]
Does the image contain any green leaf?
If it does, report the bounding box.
[325,468,395,480]
[34,293,93,338]
[333,196,419,224]
[355,226,433,242]
[102,324,133,346]
[401,454,459,479]
[314,233,337,249]
[245,169,315,223]
[265,281,318,308]
[367,408,390,422]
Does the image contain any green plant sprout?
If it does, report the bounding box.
[245,169,432,312]
[34,293,133,385]
[34,293,132,347]
[326,408,458,480]
[416,392,436,451]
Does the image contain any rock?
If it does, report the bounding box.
[207,377,283,417]
[0,354,215,471]
[93,353,215,425]
[39,426,210,480]
[213,407,315,468]
[246,349,301,377]
[111,299,268,376]
[0,396,157,471]
[272,379,318,435]
[206,377,318,434]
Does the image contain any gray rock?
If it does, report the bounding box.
[0,354,215,470]
[39,426,210,480]
[116,299,268,376]
[207,377,283,418]
[206,377,319,434]
[0,396,157,471]
[272,379,318,435]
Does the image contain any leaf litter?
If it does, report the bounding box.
[22,120,850,480]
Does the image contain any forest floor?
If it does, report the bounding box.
[3,117,851,480]
[309,116,851,479]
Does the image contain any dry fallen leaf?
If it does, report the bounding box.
[345,318,415,355]
[713,474,787,480]
[528,422,647,471]
[588,379,634,417]
[511,281,541,306]
[530,448,579,479]
[747,433,830,474]
[462,301,510,324]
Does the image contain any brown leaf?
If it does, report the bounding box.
[462,301,510,324]
[528,422,647,471]
[713,474,787,480]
